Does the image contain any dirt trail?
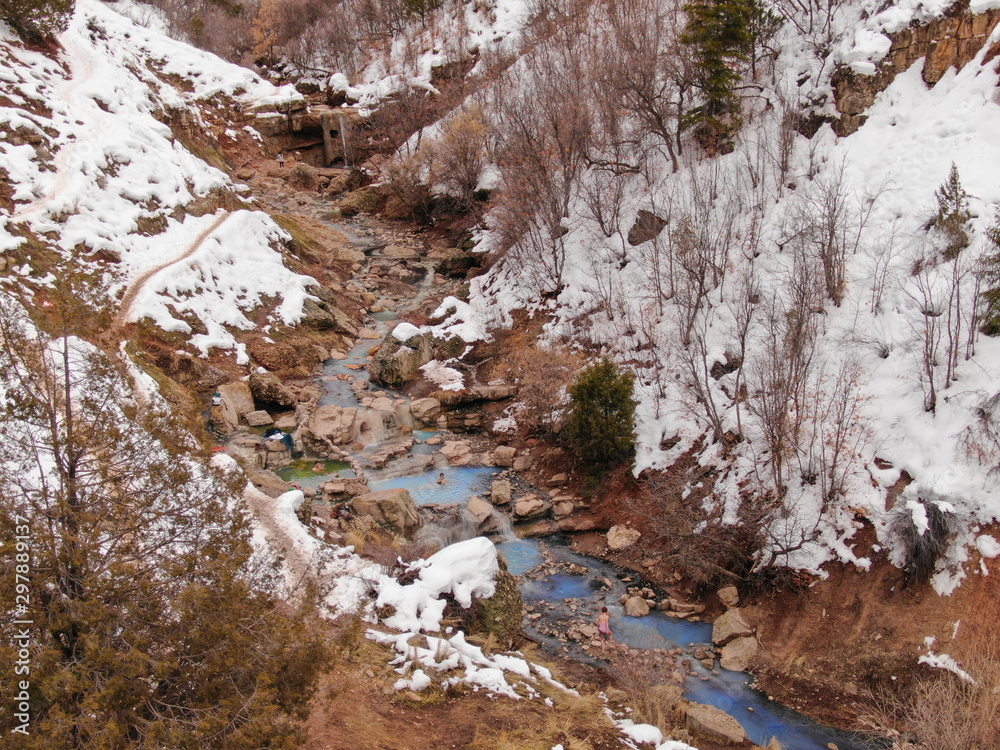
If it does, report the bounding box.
[242,483,314,590]
[13,34,98,221]
[111,211,231,329]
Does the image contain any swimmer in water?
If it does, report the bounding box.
[436,472,447,485]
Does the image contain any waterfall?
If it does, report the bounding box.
[338,114,349,166]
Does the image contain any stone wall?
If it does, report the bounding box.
[833,8,1000,135]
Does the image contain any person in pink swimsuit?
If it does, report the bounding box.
[597,606,613,652]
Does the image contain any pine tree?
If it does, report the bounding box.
[0,295,328,749]
[934,162,973,259]
[681,0,755,135]
[0,0,74,42]
[978,210,1000,335]
[566,358,637,465]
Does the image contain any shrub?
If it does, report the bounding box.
[288,162,319,191]
[566,358,637,465]
[977,210,1000,335]
[0,0,73,41]
[934,163,972,259]
[889,491,958,588]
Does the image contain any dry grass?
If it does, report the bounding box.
[867,627,1000,749]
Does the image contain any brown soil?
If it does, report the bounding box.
[743,519,1000,728]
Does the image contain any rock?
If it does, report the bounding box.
[625,596,650,617]
[464,495,495,526]
[717,585,740,609]
[304,404,358,446]
[552,500,575,519]
[383,244,419,259]
[209,403,235,433]
[245,409,273,427]
[546,473,568,487]
[712,609,754,647]
[369,334,433,387]
[440,440,472,464]
[370,396,396,412]
[249,371,297,407]
[410,397,442,423]
[685,703,748,745]
[512,455,533,471]
[425,436,442,445]
[273,412,298,432]
[490,479,512,505]
[218,381,255,419]
[493,446,517,467]
[607,525,641,551]
[513,493,551,520]
[719,636,760,672]
[359,327,382,339]
[248,341,300,370]
[350,489,421,536]
[627,209,668,246]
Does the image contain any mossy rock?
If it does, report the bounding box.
[466,557,524,649]
[339,186,382,216]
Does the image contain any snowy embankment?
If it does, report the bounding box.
[407,0,1000,594]
[0,0,313,359]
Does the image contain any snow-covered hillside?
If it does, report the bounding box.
[383,0,1000,592]
[0,0,314,359]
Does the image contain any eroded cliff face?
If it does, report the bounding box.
[833,7,1000,134]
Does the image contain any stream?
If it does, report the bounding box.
[271,207,874,750]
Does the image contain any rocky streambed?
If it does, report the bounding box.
[202,198,876,749]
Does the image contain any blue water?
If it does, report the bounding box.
[368,465,499,506]
[495,537,546,576]
[497,535,870,750]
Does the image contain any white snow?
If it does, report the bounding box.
[616,719,664,746]
[391,322,423,341]
[0,0,315,359]
[420,359,465,391]
[374,537,498,632]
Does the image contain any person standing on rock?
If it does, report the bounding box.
[597,607,613,652]
[276,152,285,167]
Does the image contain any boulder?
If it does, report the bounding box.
[493,446,517,467]
[607,525,641,551]
[552,499,575,519]
[717,585,740,609]
[369,396,396,412]
[383,244,419,259]
[464,495,495,526]
[546,473,568,487]
[685,703,747,745]
[513,493,551,520]
[245,409,273,427]
[625,596,650,617]
[712,609,754,647]
[490,479,512,505]
[440,440,472,464]
[369,334,433,387]
[248,341,300,370]
[350,488,421,536]
[513,456,534,471]
[249,371,296,407]
[273,412,298,432]
[304,404,358,447]
[410,397,442,423]
[719,636,760,672]
[209,403,236,433]
[218,381,255,419]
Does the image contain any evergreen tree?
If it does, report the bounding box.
[934,162,973,259]
[566,358,637,465]
[0,0,74,42]
[0,295,327,749]
[680,0,755,134]
[978,210,1000,335]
